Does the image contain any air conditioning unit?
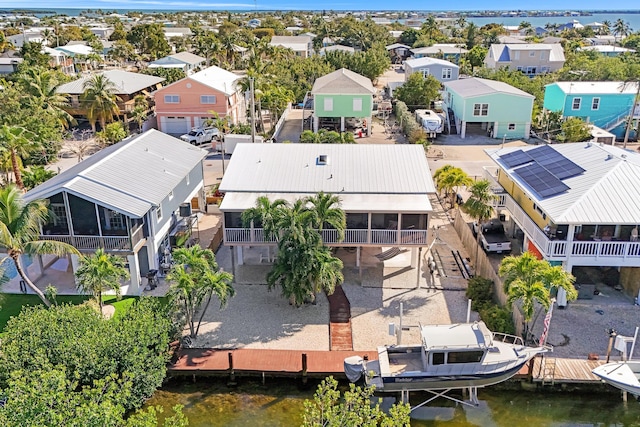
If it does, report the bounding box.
[179,203,192,217]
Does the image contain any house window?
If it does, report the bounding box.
[516,66,523,72]
[51,203,68,229]
[473,103,489,116]
[572,98,582,110]
[529,51,536,57]
[164,95,180,103]
[592,97,600,110]
[324,97,333,111]
[540,52,545,60]
[108,211,125,230]
[353,98,362,112]
[421,69,430,78]
[508,123,516,130]
[200,95,216,104]
[156,206,163,221]
[514,51,520,60]
[442,68,452,79]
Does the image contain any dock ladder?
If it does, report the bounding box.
[541,357,557,386]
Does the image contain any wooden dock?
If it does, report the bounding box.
[169,348,376,379]
[528,356,607,384]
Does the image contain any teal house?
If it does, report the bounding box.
[442,78,534,140]
[311,68,376,136]
[544,81,640,139]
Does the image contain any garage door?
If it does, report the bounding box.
[161,116,189,135]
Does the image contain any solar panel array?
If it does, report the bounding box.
[512,163,570,199]
[498,145,584,199]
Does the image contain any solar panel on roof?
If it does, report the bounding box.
[499,150,532,168]
[513,163,570,198]
[527,145,584,180]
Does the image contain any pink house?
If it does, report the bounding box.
[154,66,246,135]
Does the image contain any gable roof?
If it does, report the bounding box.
[312,68,375,95]
[488,142,640,224]
[489,43,566,62]
[549,81,639,95]
[386,43,412,50]
[411,44,468,55]
[405,57,459,69]
[150,51,206,67]
[219,144,435,212]
[179,65,241,96]
[24,130,206,218]
[270,35,313,50]
[443,77,534,99]
[56,70,165,95]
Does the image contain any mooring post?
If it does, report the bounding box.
[228,351,236,385]
[302,353,308,385]
[606,329,617,363]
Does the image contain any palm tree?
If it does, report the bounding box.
[613,19,631,39]
[75,248,129,312]
[0,125,39,190]
[0,185,80,307]
[241,196,289,241]
[306,191,346,242]
[422,15,439,42]
[462,179,496,266]
[433,165,471,207]
[601,20,612,35]
[167,245,234,338]
[18,68,76,129]
[81,74,121,133]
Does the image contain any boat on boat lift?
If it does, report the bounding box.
[345,321,549,406]
[592,361,640,397]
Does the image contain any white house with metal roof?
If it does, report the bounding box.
[269,35,314,58]
[218,144,436,267]
[149,52,206,74]
[403,57,459,84]
[485,142,640,298]
[23,130,207,295]
[484,43,565,76]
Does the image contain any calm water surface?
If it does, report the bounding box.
[145,379,640,426]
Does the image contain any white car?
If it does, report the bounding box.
[180,127,220,145]
[345,117,363,129]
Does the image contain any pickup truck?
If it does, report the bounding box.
[473,219,512,254]
[180,127,220,145]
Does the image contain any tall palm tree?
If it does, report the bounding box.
[306,191,346,242]
[81,74,121,133]
[75,248,129,312]
[422,15,439,42]
[0,125,39,190]
[613,19,631,39]
[463,179,496,266]
[167,245,234,338]
[241,196,289,241]
[601,20,612,35]
[0,185,80,306]
[18,68,76,129]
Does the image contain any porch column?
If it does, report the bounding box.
[366,116,372,136]
[127,254,142,295]
[492,122,498,138]
[236,246,244,266]
[230,246,236,279]
[460,121,466,138]
[340,117,345,132]
[313,116,319,132]
[356,246,360,267]
[70,254,81,284]
[524,122,531,140]
[410,247,418,268]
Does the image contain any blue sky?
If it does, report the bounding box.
[0,1,638,11]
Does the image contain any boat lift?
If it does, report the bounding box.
[401,386,480,410]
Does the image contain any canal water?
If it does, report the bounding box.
[144,378,640,426]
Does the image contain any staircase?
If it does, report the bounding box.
[326,285,353,351]
[447,108,457,135]
[541,357,557,386]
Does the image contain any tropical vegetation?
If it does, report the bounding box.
[75,248,129,311]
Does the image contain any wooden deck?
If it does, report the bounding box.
[530,356,607,384]
[169,348,377,378]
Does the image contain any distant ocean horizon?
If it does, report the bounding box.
[1,8,639,32]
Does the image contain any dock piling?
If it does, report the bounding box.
[302,353,308,385]
[228,351,237,385]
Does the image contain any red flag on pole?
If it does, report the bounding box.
[539,300,555,346]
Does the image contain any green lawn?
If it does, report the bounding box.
[0,294,164,332]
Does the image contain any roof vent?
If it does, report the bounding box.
[606,154,613,160]
[621,154,627,159]
[317,155,328,165]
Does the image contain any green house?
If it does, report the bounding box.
[443,77,534,140]
[311,68,376,136]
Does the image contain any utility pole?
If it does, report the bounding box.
[250,77,256,143]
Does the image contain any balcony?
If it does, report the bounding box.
[39,225,145,252]
[224,227,429,246]
[486,172,640,266]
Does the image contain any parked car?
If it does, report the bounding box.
[180,127,220,145]
[472,219,512,254]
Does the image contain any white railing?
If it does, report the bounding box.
[40,235,73,245]
[131,226,145,248]
[39,234,131,251]
[224,227,428,246]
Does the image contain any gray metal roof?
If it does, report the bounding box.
[312,68,376,95]
[443,77,534,99]
[25,130,207,218]
[168,51,206,64]
[56,70,165,95]
[404,57,459,69]
[219,143,436,195]
[488,142,640,225]
[187,65,241,95]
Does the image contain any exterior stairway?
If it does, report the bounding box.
[326,285,353,351]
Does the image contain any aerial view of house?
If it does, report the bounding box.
[484,43,565,76]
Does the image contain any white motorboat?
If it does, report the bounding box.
[345,321,549,393]
[592,361,640,397]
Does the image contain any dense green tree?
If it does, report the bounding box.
[0,185,79,305]
[462,179,496,267]
[557,117,591,142]
[140,66,186,85]
[109,20,127,41]
[19,41,51,68]
[394,73,441,110]
[17,67,75,129]
[126,23,171,60]
[466,45,488,71]
[96,121,127,146]
[399,28,419,46]
[21,165,56,190]
[302,376,410,426]
[0,298,172,410]
[75,248,129,311]
[167,245,234,339]
[0,124,39,189]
